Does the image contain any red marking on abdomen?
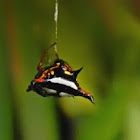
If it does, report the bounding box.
[81,89,91,95]
[34,78,44,82]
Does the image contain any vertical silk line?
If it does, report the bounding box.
[54,0,58,40]
[54,0,58,52]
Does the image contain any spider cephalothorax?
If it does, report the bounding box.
[27,43,94,103]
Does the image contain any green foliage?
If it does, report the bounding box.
[1,0,140,140]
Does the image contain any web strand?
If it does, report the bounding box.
[54,0,58,42]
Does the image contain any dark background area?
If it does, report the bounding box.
[0,0,140,140]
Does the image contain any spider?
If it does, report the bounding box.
[26,42,94,103]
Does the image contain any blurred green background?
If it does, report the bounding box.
[1,0,140,140]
